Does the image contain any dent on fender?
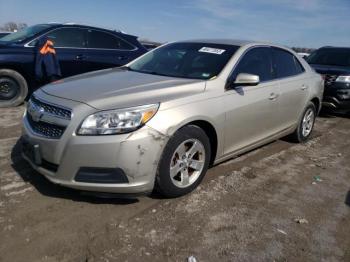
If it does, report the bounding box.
[118,127,168,179]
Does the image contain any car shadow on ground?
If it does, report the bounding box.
[10,139,139,205]
[345,191,350,207]
[319,110,350,119]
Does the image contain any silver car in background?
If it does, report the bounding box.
[21,40,323,197]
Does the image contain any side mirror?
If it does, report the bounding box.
[233,73,260,87]
[226,73,260,90]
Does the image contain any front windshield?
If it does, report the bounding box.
[307,48,350,67]
[129,42,239,80]
[0,24,52,43]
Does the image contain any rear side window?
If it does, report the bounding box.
[87,30,134,50]
[45,28,86,48]
[273,48,304,78]
[233,47,274,82]
[294,56,305,74]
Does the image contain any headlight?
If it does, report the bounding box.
[335,75,350,83]
[77,104,159,135]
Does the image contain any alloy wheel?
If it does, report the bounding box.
[302,108,315,137]
[169,138,206,188]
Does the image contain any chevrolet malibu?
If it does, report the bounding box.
[21,40,324,197]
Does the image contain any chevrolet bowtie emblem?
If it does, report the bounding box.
[28,101,45,122]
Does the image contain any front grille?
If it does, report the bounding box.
[26,96,72,139]
[31,96,71,120]
[27,114,66,139]
[324,74,337,87]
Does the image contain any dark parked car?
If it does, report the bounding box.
[139,40,162,51]
[307,46,350,114]
[0,23,147,107]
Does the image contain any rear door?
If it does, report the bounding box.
[223,47,281,155]
[45,27,89,77]
[85,29,137,72]
[272,48,309,130]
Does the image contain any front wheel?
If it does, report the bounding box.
[289,102,316,143]
[155,125,211,198]
[0,69,28,107]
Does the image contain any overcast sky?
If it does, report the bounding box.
[0,0,349,48]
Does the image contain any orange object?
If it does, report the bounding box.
[39,40,56,55]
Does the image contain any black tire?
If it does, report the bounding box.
[289,102,316,143]
[155,125,211,198]
[0,69,28,107]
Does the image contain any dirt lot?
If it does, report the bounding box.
[0,105,349,262]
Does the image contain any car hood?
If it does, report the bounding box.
[42,68,206,110]
[310,64,350,75]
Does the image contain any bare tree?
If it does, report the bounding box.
[17,23,28,30]
[0,22,28,32]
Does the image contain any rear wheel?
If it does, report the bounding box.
[0,69,28,107]
[155,125,211,198]
[289,102,316,143]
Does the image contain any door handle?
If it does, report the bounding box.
[269,93,279,100]
[75,54,86,60]
[301,84,309,90]
[117,55,128,61]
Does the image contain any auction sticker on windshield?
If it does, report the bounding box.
[199,47,226,55]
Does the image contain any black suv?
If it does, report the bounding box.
[307,47,350,114]
[0,23,147,107]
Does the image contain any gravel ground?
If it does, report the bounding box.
[0,105,349,262]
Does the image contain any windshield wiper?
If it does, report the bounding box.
[139,70,174,77]
[127,68,165,76]
[119,65,131,70]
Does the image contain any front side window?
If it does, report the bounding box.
[273,48,304,78]
[232,47,274,82]
[129,42,239,80]
[87,30,134,50]
[45,28,86,48]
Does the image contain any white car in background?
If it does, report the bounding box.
[297,52,310,59]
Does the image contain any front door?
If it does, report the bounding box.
[223,47,281,155]
[45,27,89,77]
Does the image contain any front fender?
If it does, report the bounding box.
[146,95,225,159]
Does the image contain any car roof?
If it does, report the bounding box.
[319,46,350,50]
[41,23,137,37]
[180,39,253,46]
[178,38,287,48]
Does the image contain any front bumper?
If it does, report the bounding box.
[322,84,350,113]
[322,96,350,113]
[22,105,168,194]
